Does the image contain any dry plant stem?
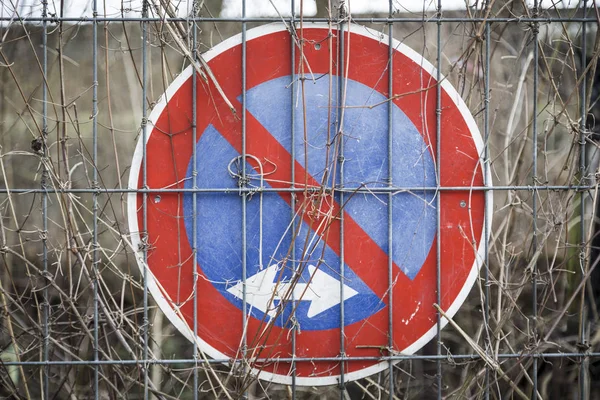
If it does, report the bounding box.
[503,51,533,184]
[577,20,600,343]
[577,175,600,338]
[494,229,552,334]
[57,5,75,304]
[543,229,600,343]
[124,253,235,395]
[0,6,60,129]
[549,5,581,119]
[542,49,600,183]
[0,270,112,373]
[500,4,596,188]
[149,0,235,114]
[433,304,530,400]
[150,306,164,398]
[120,23,144,89]
[0,268,28,399]
[67,191,229,398]
[362,376,402,400]
[1,248,108,388]
[103,1,124,204]
[495,204,517,358]
[37,130,170,399]
[585,18,600,113]
[1,243,170,400]
[0,49,43,136]
[499,331,544,400]
[236,224,318,389]
[0,154,33,400]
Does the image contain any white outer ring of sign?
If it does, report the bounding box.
[127,22,493,386]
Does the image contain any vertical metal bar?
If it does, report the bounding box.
[532,1,539,398]
[579,1,588,399]
[290,0,297,397]
[338,17,346,398]
[241,0,248,389]
[387,1,395,398]
[41,0,49,397]
[484,17,491,400]
[192,10,200,400]
[141,0,150,397]
[435,1,443,399]
[92,0,100,397]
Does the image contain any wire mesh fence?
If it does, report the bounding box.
[0,0,599,399]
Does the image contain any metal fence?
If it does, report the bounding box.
[0,0,599,399]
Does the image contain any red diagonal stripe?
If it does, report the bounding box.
[213,103,411,300]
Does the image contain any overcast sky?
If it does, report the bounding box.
[0,0,585,21]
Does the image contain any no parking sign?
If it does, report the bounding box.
[128,23,491,385]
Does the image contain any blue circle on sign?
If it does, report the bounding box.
[183,75,436,331]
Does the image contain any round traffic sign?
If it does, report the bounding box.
[128,23,491,386]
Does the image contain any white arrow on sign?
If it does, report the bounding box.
[226,264,358,318]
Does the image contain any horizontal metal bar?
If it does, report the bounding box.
[3,352,600,366]
[0,16,596,23]
[0,184,594,195]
